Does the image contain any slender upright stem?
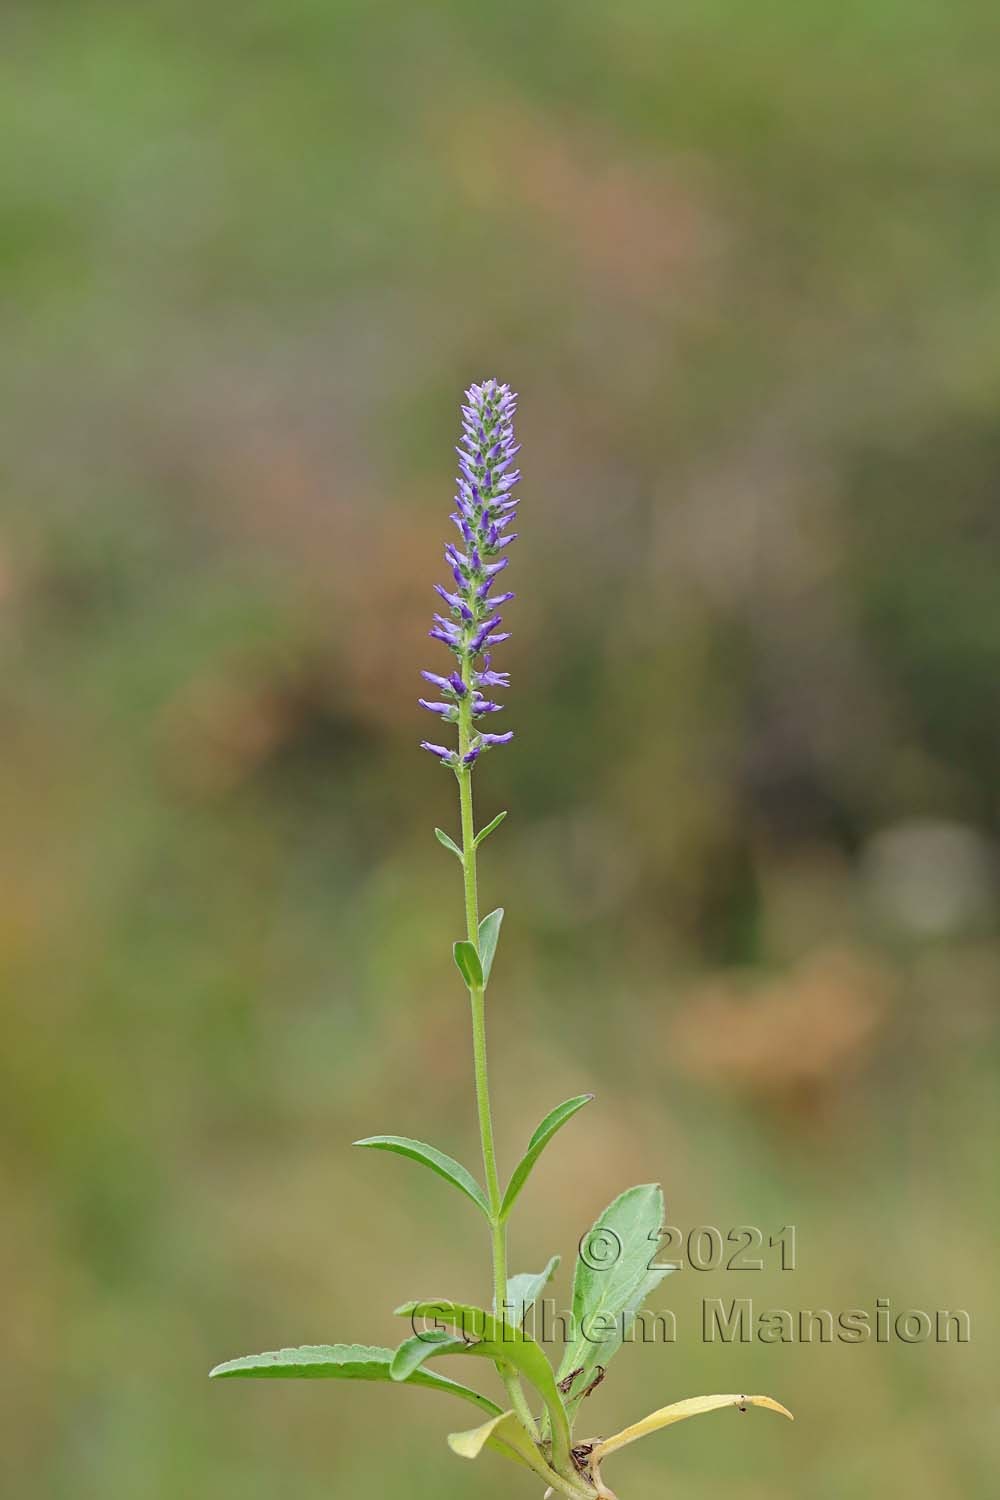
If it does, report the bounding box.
[456,690,539,1441]
[459,776,502,1229]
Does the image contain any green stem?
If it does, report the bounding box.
[456,696,540,1443]
[459,772,500,1213]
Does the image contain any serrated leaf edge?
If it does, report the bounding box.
[208,1342,502,1415]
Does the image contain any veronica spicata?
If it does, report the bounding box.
[419,377,518,769]
[210,382,793,1499]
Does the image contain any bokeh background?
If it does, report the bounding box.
[3,3,999,1497]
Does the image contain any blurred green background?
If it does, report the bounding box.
[2,2,999,1496]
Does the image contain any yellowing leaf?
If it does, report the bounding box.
[592,1391,793,1466]
[447,1410,583,1496]
[448,1409,532,1466]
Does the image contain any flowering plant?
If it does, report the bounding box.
[210,381,793,1497]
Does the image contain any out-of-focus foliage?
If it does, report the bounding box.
[1,2,998,1497]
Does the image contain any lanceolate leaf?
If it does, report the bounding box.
[208,1343,501,1417]
[434,827,464,862]
[394,1300,571,1469]
[587,1393,794,1493]
[557,1183,675,1408]
[473,811,507,849]
[592,1392,794,1462]
[353,1135,489,1216]
[499,1094,594,1221]
[453,940,484,989]
[505,1256,560,1324]
[478,908,504,985]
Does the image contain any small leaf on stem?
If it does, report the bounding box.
[500,1094,594,1221]
[434,827,464,861]
[474,811,508,849]
[505,1256,561,1323]
[353,1134,490,1215]
[453,940,484,989]
[478,908,504,986]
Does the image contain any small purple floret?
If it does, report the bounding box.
[418,699,456,720]
[420,741,457,764]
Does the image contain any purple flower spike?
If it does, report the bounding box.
[419,379,520,770]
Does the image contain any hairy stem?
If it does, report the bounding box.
[456,691,539,1442]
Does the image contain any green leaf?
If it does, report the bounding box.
[394,1300,571,1469]
[499,1094,594,1221]
[448,1408,560,1486]
[474,811,507,849]
[353,1135,489,1216]
[208,1342,501,1416]
[505,1256,560,1324]
[434,827,464,861]
[391,1330,469,1381]
[557,1184,675,1409]
[478,908,504,986]
[453,940,484,989]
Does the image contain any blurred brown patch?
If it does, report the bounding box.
[670,945,894,1112]
[155,655,326,796]
[431,95,721,299]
